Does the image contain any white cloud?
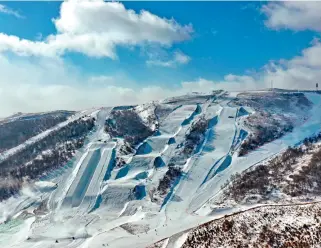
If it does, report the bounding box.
[262,2,321,32]
[257,1,321,90]
[0,1,192,59]
[182,39,321,92]
[262,48,321,90]
[174,51,191,64]
[0,1,194,117]
[147,51,191,68]
[290,41,321,68]
[0,55,182,117]
[0,4,24,19]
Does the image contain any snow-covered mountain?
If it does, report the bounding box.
[0,90,321,248]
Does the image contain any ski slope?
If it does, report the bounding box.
[115,105,197,180]
[1,91,321,248]
[61,142,115,210]
[97,104,199,216]
[196,92,321,216]
[164,106,238,218]
[46,108,113,212]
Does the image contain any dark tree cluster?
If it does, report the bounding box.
[114,141,136,168]
[223,133,321,202]
[183,117,208,156]
[118,141,135,155]
[105,109,155,146]
[232,92,311,113]
[303,133,321,147]
[233,92,312,157]
[285,147,321,197]
[223,165,270,202]
[0,176,22,202]
[11,139,84,179]
[239,123,293,156]
[0,117,95,201]
[157,166,182,195]
[154,104,178,124]
[0,111,73,153]
[180,204,321,248]
[225,146,305,202]
[0,117,94,171]
[166,116,209,169]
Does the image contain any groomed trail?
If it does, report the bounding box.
[164,105,238,218]
[98,104,202,217]
[48,108,114,213]
[116,104,198,181]
[23,107,117,248]
[93,92,321,248]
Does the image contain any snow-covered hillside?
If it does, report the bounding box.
[150,202,321,248]
[0,90,321,248]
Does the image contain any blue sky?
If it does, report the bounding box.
[0,1,321,115]
[0,1,316,84]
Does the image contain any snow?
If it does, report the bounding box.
[135,102,158,131]
[161,92,216,105]
[168,232,189,248]
[174,202,321,247]
[1,91,320,248]
[164,106,237,217]
[34,181,57,192]
[196,92,321,216]
[0,216,35,247]
[161,239,169,248]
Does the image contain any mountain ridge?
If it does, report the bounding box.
[0,90,320,248]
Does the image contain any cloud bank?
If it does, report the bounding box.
[0,55,180,117]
